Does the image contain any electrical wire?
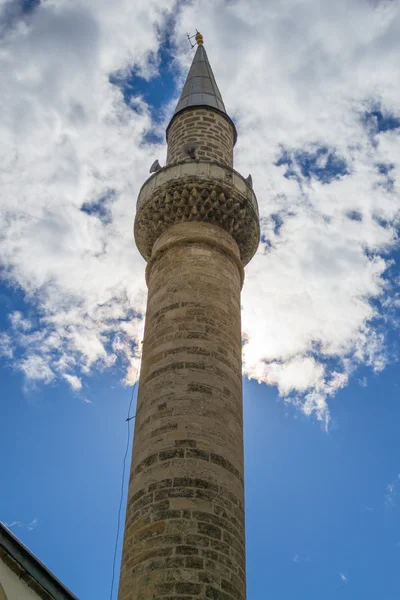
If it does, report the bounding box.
[109,373,139,600]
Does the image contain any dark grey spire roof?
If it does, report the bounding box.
[167,40,237,144]
[173,44,227,116]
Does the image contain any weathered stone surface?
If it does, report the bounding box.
[167,109,234,167]
[134,178,259,266]
[118,223,246,600]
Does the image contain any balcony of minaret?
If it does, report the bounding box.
[134,161,259,266]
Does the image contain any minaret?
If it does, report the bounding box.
[118,33,259,600]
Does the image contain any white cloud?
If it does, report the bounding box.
[0,332,13,359]
[9,312,32,332]
[0,0,166,388]
[62,373,82,391]
[176,0,400,420]
[19,355,55,384]
[340,573,348,583]
[0,0,399,421]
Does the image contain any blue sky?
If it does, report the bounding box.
[1,0,400,599]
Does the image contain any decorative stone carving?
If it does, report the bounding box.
[135,177,259,265]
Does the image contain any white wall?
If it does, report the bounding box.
[0,558,42,600]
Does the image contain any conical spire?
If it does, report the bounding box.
[172,42,227,116]
[167,33,237,143]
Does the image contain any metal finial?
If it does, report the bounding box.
[195,31,204,45]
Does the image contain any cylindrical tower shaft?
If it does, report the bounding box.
[118,222,246,600]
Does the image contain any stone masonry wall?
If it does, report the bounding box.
[118,222,246,600]
[166,110,235,167]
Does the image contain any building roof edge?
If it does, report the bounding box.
[0,523,79,600]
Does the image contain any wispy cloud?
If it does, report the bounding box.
[62,373,82,392]
[4,518,39,532]
[27,518,38,531]
[385,473,400,506]
[340,573,348,583]
[292,553,311,563]
[4,521,23,529]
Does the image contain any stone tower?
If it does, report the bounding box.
[118,33,259,600]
